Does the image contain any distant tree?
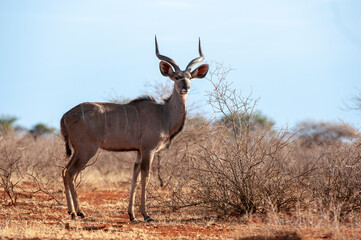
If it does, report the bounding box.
[296,121,358,147]
[218,111,275,132]
[0,115,18,133]
[29,123,55,140]
[187,114,209,128]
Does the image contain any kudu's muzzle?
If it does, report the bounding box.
[180,79,191,95]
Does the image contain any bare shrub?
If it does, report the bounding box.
[187,64,297,215]
[20,135,65,204]
[0,132,65,205]
[0,133,23,205]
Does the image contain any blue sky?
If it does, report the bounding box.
[1,0,360,130]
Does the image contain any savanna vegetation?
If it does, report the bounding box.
[1,64,360,239]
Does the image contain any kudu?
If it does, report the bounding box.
[60,37,209,222]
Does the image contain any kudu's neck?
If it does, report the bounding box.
[165,88,187,137]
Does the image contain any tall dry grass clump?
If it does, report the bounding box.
[295,139,361,219]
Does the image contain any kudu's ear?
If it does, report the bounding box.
[159,61,175,78]
[191,64,209,79]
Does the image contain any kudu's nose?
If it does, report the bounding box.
[181,81,191,94]
[181,88,190,94]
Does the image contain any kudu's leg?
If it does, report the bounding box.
[62,157,76,218]
[128,151,142,222]
[64,148,97,220]
[140,150,155,222]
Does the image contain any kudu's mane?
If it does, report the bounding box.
[129,94,174,105]
[162,95,172,103]
[128,95,156,104]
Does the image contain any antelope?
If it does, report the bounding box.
[60,37,209,222]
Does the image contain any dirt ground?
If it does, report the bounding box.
[1,183,360,240]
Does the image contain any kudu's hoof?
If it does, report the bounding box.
[68,211,87,220]
[130,218,140,223]
[70,212,77,220]
[77,212,88,220]
[130,215,140,223]
[144,216,154,223]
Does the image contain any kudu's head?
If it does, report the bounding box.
[155,36,209,96]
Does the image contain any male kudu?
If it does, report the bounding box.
[60,37,209,222]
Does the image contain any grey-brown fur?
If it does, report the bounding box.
[60,37,209,222]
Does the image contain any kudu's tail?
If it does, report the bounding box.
[60,117,72,157]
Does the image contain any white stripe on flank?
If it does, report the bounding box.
[103,108,108,137]
[130,106,139,125]
[81,105,85,121]
[123,106,129,129]
[129,106,140,143]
